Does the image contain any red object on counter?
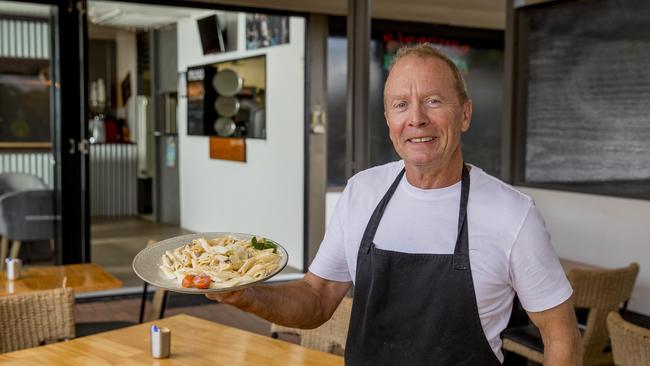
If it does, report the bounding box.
[104,117,118,142]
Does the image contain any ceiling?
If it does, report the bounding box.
[0,1,212,29]
[186,0,507,29]
[87,1,213,29]
[0,0,508,30]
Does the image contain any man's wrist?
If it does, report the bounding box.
[239,286,261,314]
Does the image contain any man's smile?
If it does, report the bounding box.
[407,136,436,143]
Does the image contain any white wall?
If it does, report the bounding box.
[519,187,650,315]
[177,14,305,270]
[325,187,650,315]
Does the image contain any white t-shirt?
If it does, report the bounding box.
[309,161,572,362]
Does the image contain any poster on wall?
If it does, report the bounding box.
[246,14,290,50]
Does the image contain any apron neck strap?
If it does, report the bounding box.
[360,167,406,252]
[360,163,471,259]
[453,164,471,270]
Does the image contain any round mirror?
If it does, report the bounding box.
[214,117,236,137]
[214,96,240,117]
[212,69,243,97]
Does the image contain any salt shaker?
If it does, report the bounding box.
[5,258,22,280]
[150,325,171,359]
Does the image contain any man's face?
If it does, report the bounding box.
[384,55,472,171]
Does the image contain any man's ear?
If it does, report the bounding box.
[461,100,472,132]
[384,111,389,126]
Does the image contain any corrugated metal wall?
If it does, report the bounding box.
[90,144,138,217]
[0,152,54,187]
[0,18,49,59]
[0,147,138,217]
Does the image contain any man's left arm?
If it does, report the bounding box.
[527,296,582,366]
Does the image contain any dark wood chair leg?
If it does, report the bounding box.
[157,290,168,320]
[139,282,149,323]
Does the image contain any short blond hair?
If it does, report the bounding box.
[389,43,469,103]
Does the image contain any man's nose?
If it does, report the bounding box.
[408,104,428,127]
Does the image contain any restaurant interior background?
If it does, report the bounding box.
[0,0,649,327]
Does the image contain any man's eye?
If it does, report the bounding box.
[393,102,406,109]
[426,99,441,106]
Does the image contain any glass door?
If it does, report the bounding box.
[0,0,89,267]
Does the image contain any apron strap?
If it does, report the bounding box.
[453,164,471,270]
[360,168,406,253]
[360,163,470,262]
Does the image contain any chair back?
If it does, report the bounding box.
[568,263,639,365]
[0,173,47,195]
[271,296,353,354]
[606,312,650,366]
[0,287,75,353]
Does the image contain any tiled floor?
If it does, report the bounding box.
[91,216,192,287]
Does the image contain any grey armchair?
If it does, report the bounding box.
[0,173,55,269]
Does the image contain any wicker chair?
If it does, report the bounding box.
[607,312,650,366]
[271,296,353,355]
[0,287,75,353]
[606,312,650,366]
[502,262,639,365]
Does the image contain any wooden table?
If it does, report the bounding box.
[0,314,345,365]
[0,263,122,296]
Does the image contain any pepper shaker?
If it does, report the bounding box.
[5,258,22,280]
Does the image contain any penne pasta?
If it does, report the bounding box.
[160,235,281,289]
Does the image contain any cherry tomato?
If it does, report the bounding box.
[193,274,212,289]
[182,275,196,288]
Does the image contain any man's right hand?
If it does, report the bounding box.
[204,272,352,329]
[206,288,255,310]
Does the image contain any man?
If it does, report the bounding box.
[208,44,581,365]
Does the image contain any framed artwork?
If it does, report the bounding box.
[0,58,51,149]
[187,55,266,139]
[246,14,290,50]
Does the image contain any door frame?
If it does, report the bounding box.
[56,0,90,263]
[22,0,90,263]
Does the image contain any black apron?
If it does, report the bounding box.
[344,165,501,365]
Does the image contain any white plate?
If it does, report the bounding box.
[132,232,288,294]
